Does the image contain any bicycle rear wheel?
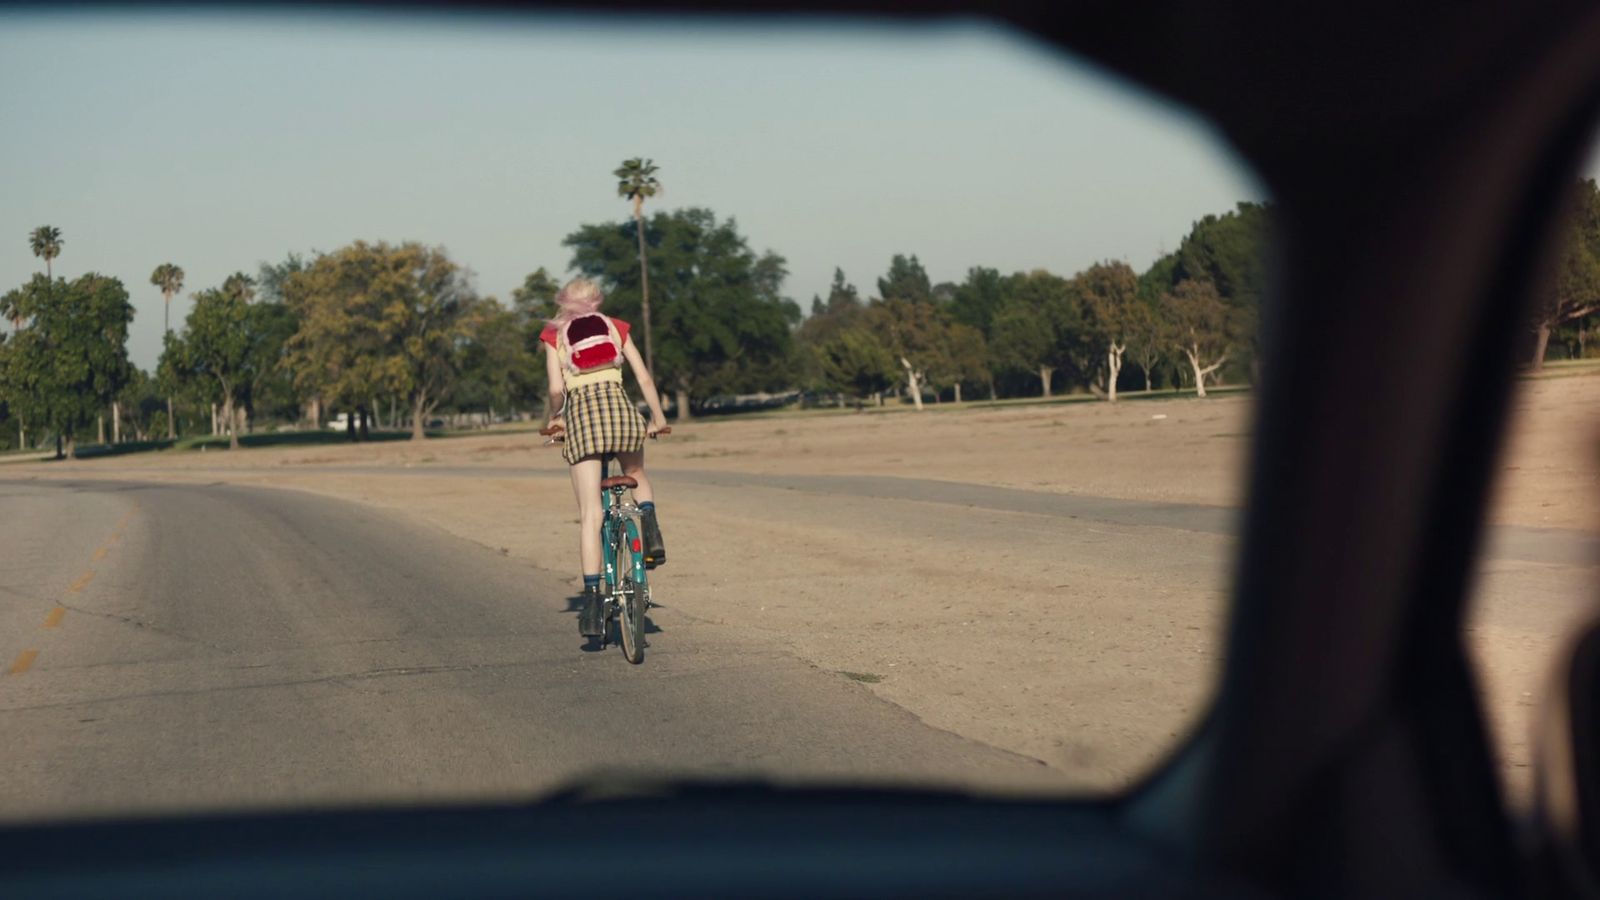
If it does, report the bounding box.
[596,519,624,649]
[617,523,648,665]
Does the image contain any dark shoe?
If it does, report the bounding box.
[578,586,604,637]
[641,508,667,568]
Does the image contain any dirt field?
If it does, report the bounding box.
[9,375,1598,802]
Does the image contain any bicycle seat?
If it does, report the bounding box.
[601,476,638,490]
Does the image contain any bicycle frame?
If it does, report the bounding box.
[599,460,646,599]
[536,425,660,660]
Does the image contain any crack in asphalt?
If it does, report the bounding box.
[0,660,532,714]
[57,603,238,655]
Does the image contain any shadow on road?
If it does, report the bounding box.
[566,593,666,654]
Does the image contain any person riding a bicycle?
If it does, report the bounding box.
[541,278,670,637]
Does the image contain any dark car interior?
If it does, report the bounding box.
[5,1,1600,897]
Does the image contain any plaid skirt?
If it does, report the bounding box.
[562,381,647,465]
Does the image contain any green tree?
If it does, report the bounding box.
[1151,202,1273,382]
[1,281,27,446]
[506,268,562,419]
[0,373,12,452]
[565,208,799,418]
[448,296,545,421]
[1138,251,1179,303]
[1531,178,1600,369]
[1170,202,1272,312]
[244,300,300,426]
[0,274,133,458]
[797,269,873,402]
[946,267,1010,399]
[1163,278,1241,398]
[940,321,989,402]
[868,255,962,407]
[865,297,962,409]
[615,157,662,373]
[256,253,309,305]
[877,253,932,305]
[284,241,475,440]
[948,266,1007,335]
[149,263,185,438]
[510,267,562,324]
[155,328,205,438]
[116,368,165,442]
[811,267,862,318]
[991,299,1056,398]
[176,276,261,449]
[253,253,325,423]
[1122,299,1172,392]
[29,226,62,280]
[810,326,897,403]
[1077,261,1141,401]
[988,270,1087,398]
[0,329,41,450]
[222,272,257,303]
[283,250,384,439]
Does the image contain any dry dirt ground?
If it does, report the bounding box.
[10,375,1598,803]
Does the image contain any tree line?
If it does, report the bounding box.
[4,177,1596,456]
[0,201,1267,456]
[795,200,1267,409]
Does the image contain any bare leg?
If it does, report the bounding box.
[615,449,654,504]
[569,456,603,576]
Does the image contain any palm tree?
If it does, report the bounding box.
[614,158,661,373]
[29,226,62,279]
[221,271,256,302]
[151,263,185,440]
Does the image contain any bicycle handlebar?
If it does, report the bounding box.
[538,423,671,445]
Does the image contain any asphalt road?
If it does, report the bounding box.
[0,478,1065,823]
[74,462,1596,567]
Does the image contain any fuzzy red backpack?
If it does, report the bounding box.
[557,314,623,375]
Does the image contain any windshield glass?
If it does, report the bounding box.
[1467,142,1600,810]
[0,9,1267,820]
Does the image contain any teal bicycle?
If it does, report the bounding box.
[541,423,667,664]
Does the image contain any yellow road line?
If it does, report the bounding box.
[68,571,94,593]
[42,607,65,628]
[93,546,108,561]
[9,650,38,675]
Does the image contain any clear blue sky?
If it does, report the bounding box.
[0,9,1272,370]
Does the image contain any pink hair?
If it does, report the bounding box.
[548,278,604,326]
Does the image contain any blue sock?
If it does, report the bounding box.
[639,501,656,513]
[583,574,601,591]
